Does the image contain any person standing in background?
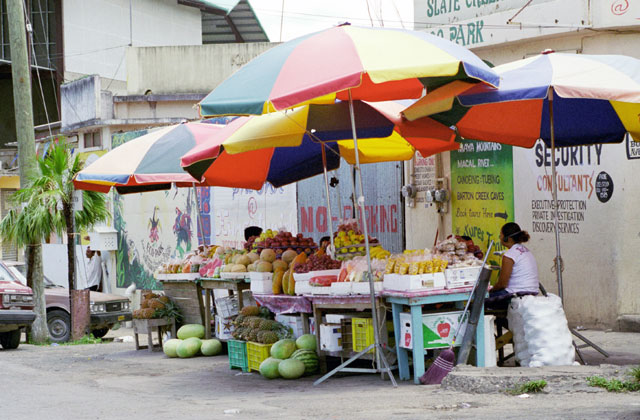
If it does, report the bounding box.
[85,247,102,292]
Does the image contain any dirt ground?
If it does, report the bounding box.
[1,328,639,420]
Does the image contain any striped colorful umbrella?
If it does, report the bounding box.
[199,24,500,117]
[404,51,640,305]
[181,101,458,190]
[73,122,225,194]
[403,51,640,147]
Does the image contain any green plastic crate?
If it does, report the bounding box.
[228,340,248,372]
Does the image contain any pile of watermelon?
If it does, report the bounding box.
[163,324,223,358]
[259,334,319,379]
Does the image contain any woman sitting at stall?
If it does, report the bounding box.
[487,222,539,308]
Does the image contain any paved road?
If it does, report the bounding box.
[1,332,639,420]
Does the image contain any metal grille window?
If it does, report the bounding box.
[30,0,56,69]
[0,0,9,61]
[0,0,56,68]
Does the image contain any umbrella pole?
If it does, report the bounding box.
[193,183,206,246]
[549,90,609,360]
[548,89,563,303]
[321,144,336,253]
[333,169,344,221]
[314,91,397,387]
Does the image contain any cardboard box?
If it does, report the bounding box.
[320,324,342,351]
[215,316,235,340]
[330,282,352,295]
[421,272,446,290]
[398,311,468,349]
[352,281,383,295]
[275,314,311,338]
[250,277,273,294]
[294,280,312,295]
[445,267,482,289]
[383,273,445,291]
[325,313,357,324]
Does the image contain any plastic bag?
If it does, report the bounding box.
[507,294,575,367]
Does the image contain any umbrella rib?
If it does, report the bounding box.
[279,109,343,160]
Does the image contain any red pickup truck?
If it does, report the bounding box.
[3,261,132,343]
[0,264,36,349]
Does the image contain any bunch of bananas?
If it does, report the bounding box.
[370,246,390,260]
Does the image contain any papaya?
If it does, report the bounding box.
[287,272,296,295]
[272,269,285,294]
[289,252,307,274]
[282,269,291,295]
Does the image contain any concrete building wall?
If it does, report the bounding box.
[126,42,275,95]
[63,0,203,87]
[408,1,640,329]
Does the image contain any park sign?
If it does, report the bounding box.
[414,0,590,48]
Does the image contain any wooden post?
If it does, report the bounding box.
[7,0,48,344]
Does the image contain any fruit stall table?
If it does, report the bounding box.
[382,287,486,384]
[253,294,312,332]
[197,277,252,339]
[306,294,391,373]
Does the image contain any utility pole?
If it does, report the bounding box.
[7,0,49,343]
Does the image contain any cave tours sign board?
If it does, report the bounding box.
[450,139,515,255]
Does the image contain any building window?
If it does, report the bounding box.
[84,131,101,149]
[0,0,57,68]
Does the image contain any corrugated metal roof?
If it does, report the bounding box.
[201,0,269,44]
[180,0,269,43]
[178,0,240,14]
[198,0,241,14]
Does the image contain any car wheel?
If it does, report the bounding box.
[91,327,110,339]
[0,329,21,349]
[47,310,71,343]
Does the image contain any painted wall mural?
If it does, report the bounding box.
[113,130,203,290]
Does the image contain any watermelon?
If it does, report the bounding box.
[200,339,222,356]
[291,349,319,375]
[270,339,296,359]
[176,337,202,358]
[163,339,181,358]
[295,334,317,351]
[177,324,205,339]
[259,357,282,379]
[278,358,306,379]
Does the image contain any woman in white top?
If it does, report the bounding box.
[490,222,539,300]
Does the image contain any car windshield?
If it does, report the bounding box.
[0,264,17,283]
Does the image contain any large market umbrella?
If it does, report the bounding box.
[181,101,458,247]
[73,122,225,194]
[182,101,457,180]
[402,51,640,360]
[199,24,500,117]
[403,51,640,148]
[198,25,499,386]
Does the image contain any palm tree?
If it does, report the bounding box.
[0,139,110,342]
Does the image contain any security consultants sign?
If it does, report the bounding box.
[414,0,589,48]
[450,139,514,253]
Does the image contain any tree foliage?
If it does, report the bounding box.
[0,139,111,275]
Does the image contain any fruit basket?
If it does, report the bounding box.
[246,342,273,372]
